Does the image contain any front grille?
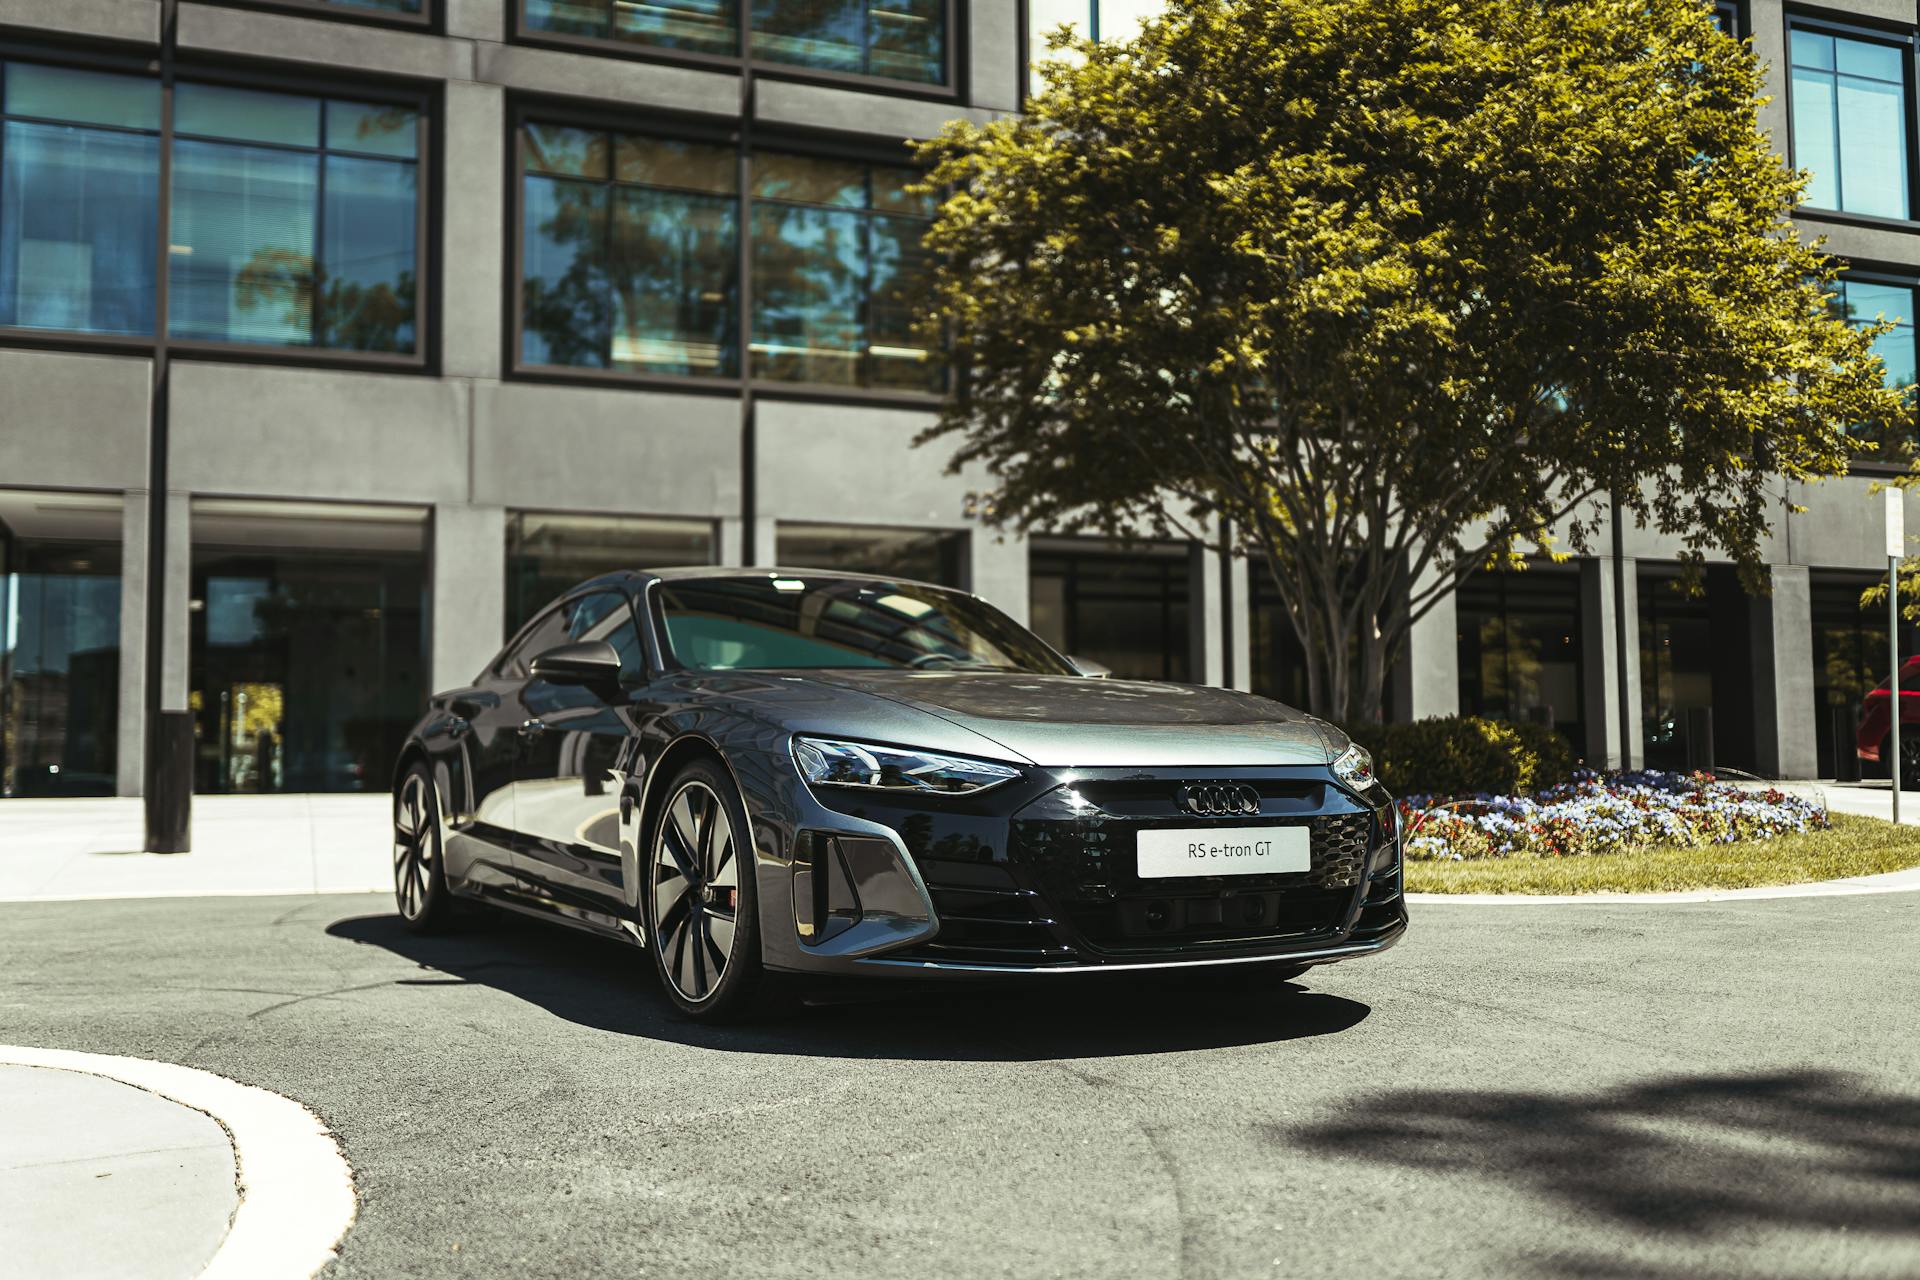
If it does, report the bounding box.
[1009,808,1375,956]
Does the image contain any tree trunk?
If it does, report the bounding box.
[1255,552,1404,728]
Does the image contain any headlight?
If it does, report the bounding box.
[791,737,1023,795]
[1331,742,1375,790]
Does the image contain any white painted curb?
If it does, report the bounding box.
[1407,866,1920,906]
[0,1046,357,1279]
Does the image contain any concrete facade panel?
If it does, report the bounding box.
[161,491,189,713]
[0,0,157,45]
[169,363,472,504]
[968,529,1028,623]
[177,4,476,81]
[754,398,982,526]
[752,79,997,140]
[968,0,1022,113]
[1803,217,1920,270]
[1785,475,1920,570]
[431,502,506,688]
[445,0,505,42]
[1766,564,1819,778]
[471,381,740,515]
[0,350,151,491]
[477,42,740,116]
[442,80,507,381]
[117,491,147,797]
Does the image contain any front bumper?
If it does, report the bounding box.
[776,766,1407,977]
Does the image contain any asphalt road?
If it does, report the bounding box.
[4,890,1917,1280]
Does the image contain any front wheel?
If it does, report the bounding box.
[646,759,764,1021]
[394,764,455,932]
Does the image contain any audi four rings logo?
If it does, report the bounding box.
[1177,783,1261,817]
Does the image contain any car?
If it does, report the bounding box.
[1856,654,1920,786]
[390,568,1407,1021]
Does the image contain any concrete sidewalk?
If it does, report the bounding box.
[0,1064,237,1280]
[0,795,390,902]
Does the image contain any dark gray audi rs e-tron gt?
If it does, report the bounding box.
[391,568,1406,1020]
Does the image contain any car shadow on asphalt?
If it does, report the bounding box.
[325,910,1371,1060]
[1282,1069,1920,1279]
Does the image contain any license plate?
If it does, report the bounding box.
[1137,825,1311,879]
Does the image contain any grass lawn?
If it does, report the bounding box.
[1405,812,1920,895]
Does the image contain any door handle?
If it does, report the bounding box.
[519,718,547,737]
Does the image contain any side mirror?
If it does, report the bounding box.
[530,640,623,686]
[1069,655,1112,679]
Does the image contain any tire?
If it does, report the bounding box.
[645,758,765,1022]
[393,763,455,933]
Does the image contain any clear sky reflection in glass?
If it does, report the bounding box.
[1791,28,1910,219]
[1028,0,1159,89]
[1837,278,1918,397]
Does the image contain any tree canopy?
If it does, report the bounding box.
[914,0,1905,721]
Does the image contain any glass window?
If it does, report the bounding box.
[776,523,964,586]
[1712,2,1740,36]
[1028,543,1190,682]
[170,86,420,353]
[1453,567,1585,753]
[521,0,946,85]
[562,590,649,683]
[523,0,738,59]
[505,511,715,633]
[189,501,426,794]
[659,575,1071,673]
[0,62,160,336]
[520,123,739,377]
[751,152,939,390]
[1791,27,1910,218]
[751,0,946,85]
[1832,276,1918,450]
[0,493,124,798]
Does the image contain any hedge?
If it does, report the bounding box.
[1343,715,1576,799]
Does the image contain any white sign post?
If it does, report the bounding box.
[1888,489,1905,824]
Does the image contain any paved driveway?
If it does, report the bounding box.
[3,891,1916,1279]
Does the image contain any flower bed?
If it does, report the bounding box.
[1401,770,1830,862]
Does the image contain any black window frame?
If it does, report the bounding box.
[1712,0,1743,39]
[509,0,966,104]
[505,97,943,407]
[198,0,437,32]
[1784,12,1920,232]
[0,41,438,375]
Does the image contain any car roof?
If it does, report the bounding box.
[597,566,961,591]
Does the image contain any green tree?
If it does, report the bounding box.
[914,0,1903,722]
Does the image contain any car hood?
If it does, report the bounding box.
[803,670,1335,768]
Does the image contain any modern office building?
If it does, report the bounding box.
[0,0,1913,801]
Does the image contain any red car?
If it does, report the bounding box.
[1857,655,1920,784]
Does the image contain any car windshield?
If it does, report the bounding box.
[656,575,1075,675]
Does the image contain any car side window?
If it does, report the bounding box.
[567,591,648,686]
[493,605,572,681]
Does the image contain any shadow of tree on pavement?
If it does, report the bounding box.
[1287,1070,1920,1279]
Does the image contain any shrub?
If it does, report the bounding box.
[1507,720,1576,789]
[1344,715,1550,797]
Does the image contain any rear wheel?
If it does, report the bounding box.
[394,764,454,932]
[646,759,764,1021]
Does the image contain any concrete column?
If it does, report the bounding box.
[1579,557,1623,768]
[968,0,1022,112]
[1227,553,1253,692]
[718,516,776,567]
[445,0,505,41]
[1190,540,1225,687]
[430,503,506,691]
[160,491,190,715]
[1760,564,1818,779]
[115,491,148,797]
[968,530,1029,625]
[1402,572,1460,722]
[1621,558,1642,768]
[440,80,506,381]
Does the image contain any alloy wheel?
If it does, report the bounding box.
[652,779,740,1004]
[394,772,435,921]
